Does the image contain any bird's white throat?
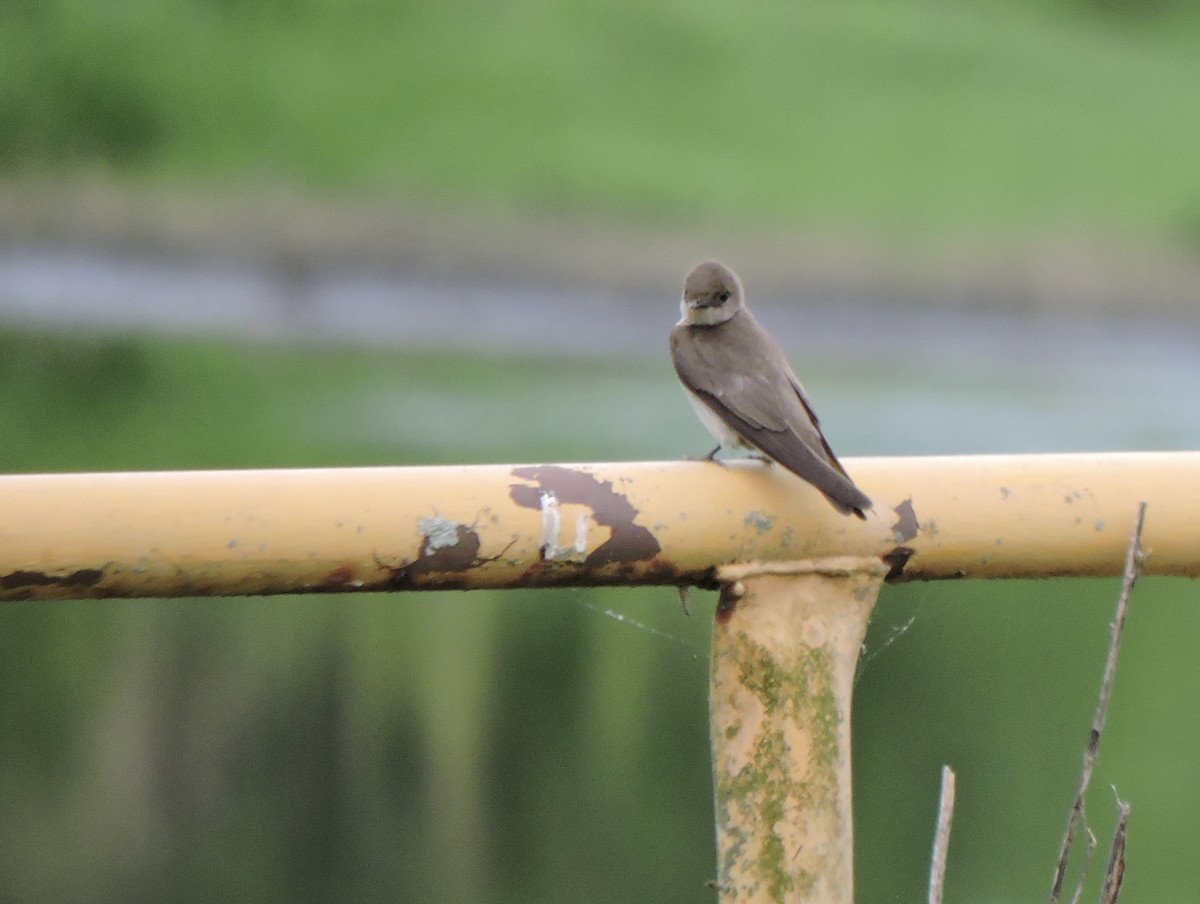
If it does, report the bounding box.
[678,300,736,326]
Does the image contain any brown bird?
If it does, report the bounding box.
[669,260,872,519]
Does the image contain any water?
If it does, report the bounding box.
[2,243,1199,455]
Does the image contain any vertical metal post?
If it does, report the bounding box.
[710,558,886,903]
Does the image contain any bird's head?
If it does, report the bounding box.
[680,260,745,326]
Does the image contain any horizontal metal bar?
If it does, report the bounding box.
[0,452,1196,600]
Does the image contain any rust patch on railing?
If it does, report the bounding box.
[509,465,661,567]
[1,567,104,597]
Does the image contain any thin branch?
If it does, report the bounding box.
[1067,826,1097,904]
[1098,791,1130,904]
[927,765,957,904]
[1048,501,1146,904]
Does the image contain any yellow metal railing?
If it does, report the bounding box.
[1,451,1196,903]
[1,452,1197,601]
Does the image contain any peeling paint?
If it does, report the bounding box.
[894,567,967,582]
[538,491,561,559]
[1,567,103,591]
[881,547,915,583]
[891,498,919,543]
[744,510,775,535]
[510,465,661,567]
[379,523,520,588]
[505,553,704,589]
[311,564,363,592]
[532,492,592,562]
[419,516,465,552]
[412,523,482,574]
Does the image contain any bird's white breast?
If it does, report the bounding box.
[684,388,744,450]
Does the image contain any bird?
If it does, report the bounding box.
[669,260,872,519]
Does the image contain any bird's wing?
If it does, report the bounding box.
[785,372,858,482]
[671,315,872,514]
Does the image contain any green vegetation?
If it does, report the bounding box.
[3,0,1200,240]
[0,329,670,472]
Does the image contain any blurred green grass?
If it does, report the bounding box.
[2,328,1199,902]
[3,0,1200,240]
[0,328,670,471]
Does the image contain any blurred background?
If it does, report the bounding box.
[2,1,1200,901]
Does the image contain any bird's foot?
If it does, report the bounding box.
[685,445,724,464]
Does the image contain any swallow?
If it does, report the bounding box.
[670,260,872,518]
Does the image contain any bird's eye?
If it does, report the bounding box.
[718,291,731,302]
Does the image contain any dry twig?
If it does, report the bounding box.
[1098,792,1130,904]
[927,765,957,904]
[1066,826,1098,904]
[1048,502,1146,904]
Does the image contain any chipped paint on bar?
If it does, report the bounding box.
[418,516,465,552]
[537,490,560,559]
